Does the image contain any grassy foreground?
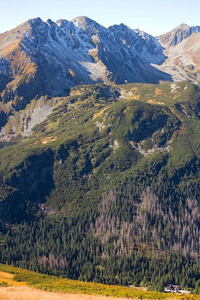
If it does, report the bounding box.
[0,264,199,299]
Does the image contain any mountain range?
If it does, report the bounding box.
[1,17,200,141]
[1,17,200,291]
[0,16,167,106]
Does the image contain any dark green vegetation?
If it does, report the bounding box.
[1,82,200,291]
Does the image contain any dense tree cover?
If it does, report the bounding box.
[1,172,200,292]
[1,82,200,292]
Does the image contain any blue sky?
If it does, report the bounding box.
[0,0,200,36]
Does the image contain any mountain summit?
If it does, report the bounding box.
[1,17,200,115]
[0,16,169,109]
[159,23,200,47]
[70,16,101,31]
[157,24,200,83]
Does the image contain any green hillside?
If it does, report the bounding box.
[0,263,193,299]
[1,82,200,291]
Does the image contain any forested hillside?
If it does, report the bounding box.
[1,82,200,291]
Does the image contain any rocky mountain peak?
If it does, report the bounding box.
[56,19,69,26]
[176,23,190,30]
[109,23,131,31]
[159,23,200,47]
[70,16,102,33]
[28,17,44,28]
[1,16,200,116]
[45,19,57,27]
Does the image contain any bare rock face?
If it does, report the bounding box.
[1,18,200,111]
[1,18,200,141]
[0,16,171,109]
[157,24,200,84]
[158,23,200,47]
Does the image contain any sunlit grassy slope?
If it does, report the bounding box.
[0,263,198,299]
[1,81,200,218]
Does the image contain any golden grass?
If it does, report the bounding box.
[41,137,57,144]
[0,286,130,300]
[1,41,19,57]
[147,99,165,105]
[33,137,58,145]
[173,95,180,100]
[155,88,163,95]
[93,107,108,119]
[135,94,141,100]
[68,69,76,78]
[0,271,26,287]
[123,106,130,116]
[0,265,199,300]
[24,63,37,76]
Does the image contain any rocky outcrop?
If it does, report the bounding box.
[158,23,200,47]
[0,16,171,109]
[157,24,200,84]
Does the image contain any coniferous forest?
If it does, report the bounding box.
[1,82,200,292]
